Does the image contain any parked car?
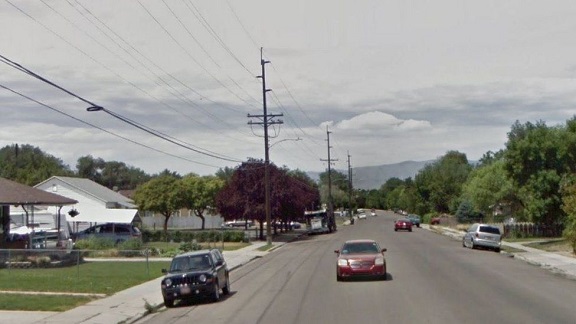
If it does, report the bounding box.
[222,220,254,228]
[335,239,387,281]
[358,213,367,220]
[271,220,302,229]
[161,249,230,307]
[72,223,141,243]
[462,223,502,252]
[408,214,421,227]
[394,218,413,232]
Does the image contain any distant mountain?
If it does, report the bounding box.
[307,160,433,190]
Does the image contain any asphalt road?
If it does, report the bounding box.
[139,211,576,324]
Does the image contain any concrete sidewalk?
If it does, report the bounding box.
[424,224,576,280]
[0,240,282,324]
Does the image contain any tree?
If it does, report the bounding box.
[0,144,73,185]
[76,155,105,183]
[461,159,519,222]
[215,159,319,240]
[504,120,568,225]
[561,175,576,253]
[133,175,186,236]
[215,166,236,182]
[318,170,348,208]
[415,151,472,214]
[76,156,151,190]
[181,174,224,230]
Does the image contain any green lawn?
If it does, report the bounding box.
[0,261,170,311]
[0,261,170,294]
[0,294,96,312]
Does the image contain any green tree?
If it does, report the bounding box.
[76,156,151,190]
[181,174,224,230]
[133,175,186,236]
[504,120,569,225]
[76,155,105,183]
[0,144,73,185]
[415,151,472,214]
[561,175,576,253]
[318,170,348,208]
[461,159,518,222]
[215,166,235,182]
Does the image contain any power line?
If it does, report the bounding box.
[0,53,243,163]
[137,0,259,109]
[56,0,256,141]
[0,83,222,169]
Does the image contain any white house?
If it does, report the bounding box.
[35,176,140,234]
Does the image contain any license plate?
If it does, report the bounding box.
[180,286,191,295]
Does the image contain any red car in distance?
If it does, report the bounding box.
[335,239,387,281]
[394,218,413,232]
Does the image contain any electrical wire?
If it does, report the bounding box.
[0,83,222,169]
[0,53,243,163]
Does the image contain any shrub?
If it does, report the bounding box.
[74,237,115,250]
[179,241,203,252]
[118,238,144,256]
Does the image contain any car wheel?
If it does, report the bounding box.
[462,239,466,247]
[212,281,220,302]
[494,248,501,253]
[470,239,475,249]
[409,228,412,232]
[394,229,398,232]
[222,275,230,295]
[164,298,174,308]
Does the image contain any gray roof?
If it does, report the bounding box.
[0,177,77,205]
[36,176,136,208]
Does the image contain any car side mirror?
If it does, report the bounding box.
[381,248,387,253]
[216,260,223,266]
[334,250,340,254]
[162,268,167,274]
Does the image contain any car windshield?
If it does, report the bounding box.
[341,242,380,254]
[479,226,500,234]
[170,255,212,272]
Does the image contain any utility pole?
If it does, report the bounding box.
[248,47,283,245]
[321,126,338,232]
[347,151,354,224]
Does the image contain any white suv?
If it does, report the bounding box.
[462,223,502,252]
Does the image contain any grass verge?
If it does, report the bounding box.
[0,294,96,312]
[257,243,274,251]
[524,239,574,255]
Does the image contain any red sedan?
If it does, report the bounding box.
[335,239,387,281]
[394,218,413,232]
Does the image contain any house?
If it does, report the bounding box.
[35,176,140,234]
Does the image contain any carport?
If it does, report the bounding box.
[0,177,77,248]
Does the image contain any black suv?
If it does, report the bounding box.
[161,249,230,307]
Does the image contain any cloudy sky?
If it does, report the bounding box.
[1,0,576,177]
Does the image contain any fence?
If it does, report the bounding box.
[502,223,564,238]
